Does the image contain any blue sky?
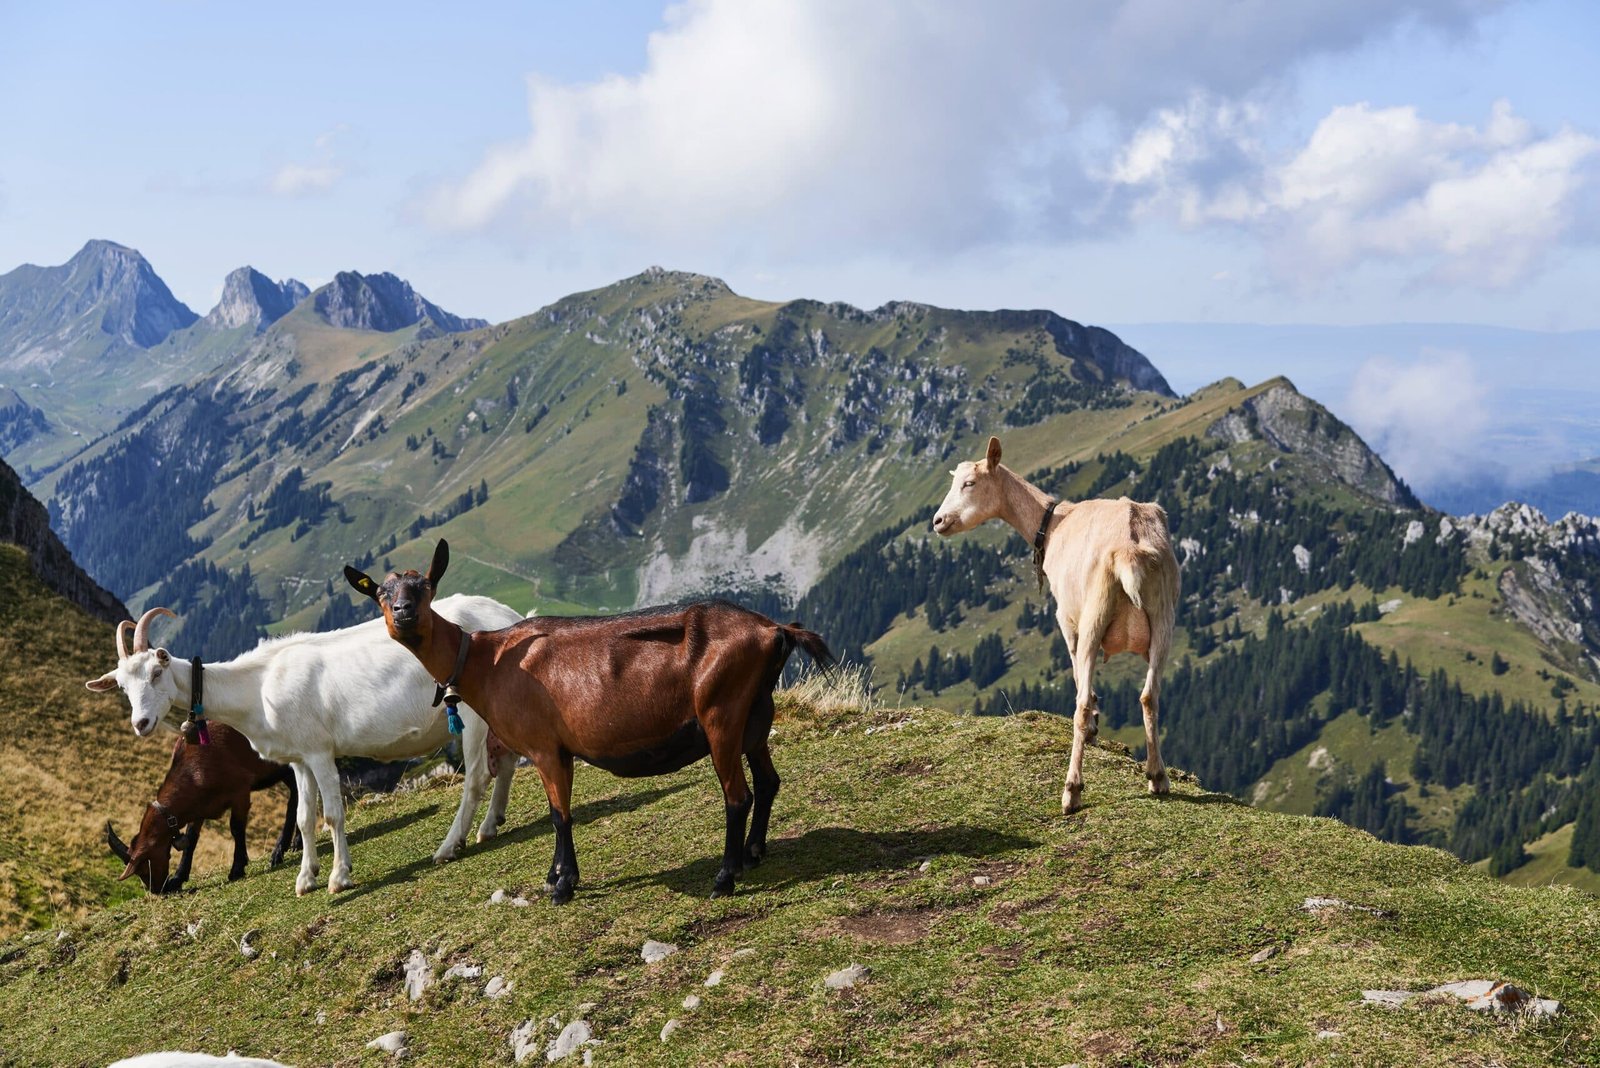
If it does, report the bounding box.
[2,0,1597,333]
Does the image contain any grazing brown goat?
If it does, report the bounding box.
[105,722,300,893]
[345,540,835,902]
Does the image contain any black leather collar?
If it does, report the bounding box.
[1032,499,1059,593]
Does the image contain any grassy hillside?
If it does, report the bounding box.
[1,692,1595,1066]
[0,544,288,936]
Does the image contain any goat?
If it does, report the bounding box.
[104,721,300,893]
[933,436,1179,812]
[86,595,524,895]
[345,540,836,902]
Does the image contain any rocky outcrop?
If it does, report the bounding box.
[202,267,309,332]
[0,240,197,368]
[0,454,127,625]
[1206,380,1416,507]
[313,271,486,334]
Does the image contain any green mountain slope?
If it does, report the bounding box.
[1,699,1594,1066]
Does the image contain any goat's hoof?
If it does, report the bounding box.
[329,871,355,894]
[743,842,766,867]
[161,878,184,894]
[1148,773,1171,795]
[550,878,575,905]
[1062,786,1083,815]
[227,870,246,883]
[710,871,738,898]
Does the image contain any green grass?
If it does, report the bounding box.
[1488,823,1600,896]
[3,696,1596,1066]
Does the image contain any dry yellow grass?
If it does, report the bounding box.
[0,544,287,935]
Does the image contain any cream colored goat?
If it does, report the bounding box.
[933,436,1179,812]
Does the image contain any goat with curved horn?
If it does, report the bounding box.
[133,606,177,653]
[85,593,526,894]
[116,620,135,661]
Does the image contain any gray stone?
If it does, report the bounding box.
[1249,946,1278,963]
[660,1018,681,1041]
[682,994,702,1010]
[641,940,679,964]
[1302,896,1393,917]
[443,963,483,981]
[546,1020,592,1062]
[366,1030,408,1057]
[509,1019,540,1064]
[704,968,725,987]
[238,930,259,960]
[404,949,433,1001]
[490,889,508,904]
[732,947,757,959]
[824,963,870,990]
[485,975,515,999]
[1362,989,1415,1009]
[1427,979,1561,1017]
[576,1002,598,1015]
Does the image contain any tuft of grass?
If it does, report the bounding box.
[1,691,1597,1066]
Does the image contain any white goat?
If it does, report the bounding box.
[87,595,524,895]
[933,436,1180,813]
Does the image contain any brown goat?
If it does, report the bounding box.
[105,722,300,893]
[345,540,835,902]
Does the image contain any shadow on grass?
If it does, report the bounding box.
[597,823,1041,900]
[345,803,441,845]
[331,783,693,904]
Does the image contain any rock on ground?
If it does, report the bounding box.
[660,1019,681,1041]
[641,940,678,964]
[545,1020,593,1062]
[485,975,515,999]
[109,1056,292,1068]
[824,963,870,990]
[404,949,433,1001]
[366,1030,408,1057]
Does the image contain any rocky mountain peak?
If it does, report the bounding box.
[312,271,486,334]
[1206,379,1417,507]
[203,266,309,332]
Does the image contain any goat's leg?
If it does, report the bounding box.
[304,753,353,893]
[1062,600,1108,815]
[533,751,578,903]
[743,735,781,867]
[480,750,516,843]
[437,709,491,862]
[270,774,299,869]
[707,721,753,898]
[291,762,321,896]
[227,794,251,881]
[164,822,202,894]
[1141,632,1172,795]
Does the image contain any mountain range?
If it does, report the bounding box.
[2,241,1598,898]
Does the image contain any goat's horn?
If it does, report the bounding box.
[104,821,131,863]
[132,607,176,653]
[116,621,134,661]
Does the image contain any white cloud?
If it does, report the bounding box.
[1110,98,1600,289]
[418,0,1505,261]
[267,126,351,197]
[1342,350,1490,490]
[269,162,343,197]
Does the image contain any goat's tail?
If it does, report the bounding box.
[778,622,837,673]
[1112,547,1150,610]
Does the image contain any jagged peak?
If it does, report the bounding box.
[204,266,310,332]
[312,271,484,334]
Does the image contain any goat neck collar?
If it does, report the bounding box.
[183,657,211,746]
[431,630,472,708]
[150,799,181,831]
[1032,499,1060,593]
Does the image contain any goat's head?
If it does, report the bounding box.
[85,607,181,737]
[345,539,449,648]
[104,813,180,893]
[933,436,1007,537]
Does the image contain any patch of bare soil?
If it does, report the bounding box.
[836,907,937,944]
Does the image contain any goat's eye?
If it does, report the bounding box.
[962,480,975,489]
[152,669,163,682]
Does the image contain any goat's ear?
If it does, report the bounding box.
[344,565,380,601]
[986,436,1002,469]
[86,671,119,693]
[427,539,450,588]
[155,648,170,666]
